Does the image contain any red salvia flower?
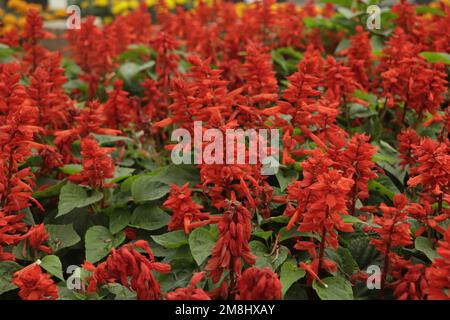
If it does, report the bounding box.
[65,17,116,99]
[322,55,361,105]
[340,26,372,88]
[163,183,214,234]
[205,199,255,287]
[397,128,420,168]
[12,263,58,300]
[241,42,278,106]
[20,224,51,256]
[102,80,135,130]
[338,133,378,215]
[391,263,428,300]
[0,210,27,261]
[166,272,211,300]
[407,138,450,197]
[370,194,412,293]
[21,9,53,73]
[426,226,450,300]
[236,266,282,300]
[83,240,171,300]
[0,62,28,123]
[69,136,115,189]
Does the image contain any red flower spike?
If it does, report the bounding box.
[163,183,211,234]
[426,226,450,300]
[12,263,58,300]
[69,136,115,189]
[236,267,282,300]
[205,200,255,287]
[84,241,171,300]
[166,272,211,300]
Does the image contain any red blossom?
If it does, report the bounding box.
[163,183,214,234]
[236,267,282,300]
[69,136,115,189]
[426,226,450,300]
[84,240,171,300]
[166,272,211,300]
[205,199,255,287]
[21,224,51,255]
[12,263,58,300]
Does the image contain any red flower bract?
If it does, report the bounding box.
[236,266,282,300]
[12,263,58,300]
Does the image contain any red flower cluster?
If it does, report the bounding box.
[206,199,255,288]
[12,263,58,300]
[236,267,282,300]
[426,226,450,299]
[69,136,115,189]
[166,272,210,300]
[370,194,412,292]
[84,240,171,300]
[163,183,217,234]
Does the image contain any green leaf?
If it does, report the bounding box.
[130,204,170,230]
[131,178,170,202]
[189,227,217,266]
[118,44,151,61]
[319,0,352,8]
[59,164,82,175]
[279,227,319,242]
[253,230,273,241]
[118,61,155,82]
[92,134,132,146]
[341,215,369,226]
[106,283,137,300]
[416,6,445,17]
[57,183,103,217]
[0,44,15,60]
[40,255,64,281]
[150,164,200,187]
[415,236,440,261]
[109,207,131,234]
[419,52,450,65]
[280,260,306,297]
[151,230,188,249]
[347,235,382,270]
[326,247,359,277]
[276,168,298,192]
[312,276,354,300]
[46,224,81,252]
[250,241,289,271]
[33,180,67,199]
[335,38,350,54]
[107,167,135,184]
[368,180,395,200]
[85,226,125,263]
[337,7,357,19]
[348,103,378,119]
[0,261,21,295]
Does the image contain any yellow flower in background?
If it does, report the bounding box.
[103,16,113,25]
[17,16,27,28]
[3,14,17,26]
[54,9,67,18]
[235,2,247,17]
[315,5,323,15]
[94,0,110,7]
[164,0,176,9]
[146,0,157,6]
[112,1,129,15]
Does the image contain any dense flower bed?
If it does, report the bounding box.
[0,0,449,300]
